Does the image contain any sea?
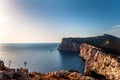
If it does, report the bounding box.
[0,43,84,73]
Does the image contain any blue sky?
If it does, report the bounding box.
[0,0,120,43]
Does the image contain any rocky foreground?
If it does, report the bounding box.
[0,60,94,80]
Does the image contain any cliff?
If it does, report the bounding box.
[58,34,120,55]
[80,43,120,80]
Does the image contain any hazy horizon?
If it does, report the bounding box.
[0,0,120,43]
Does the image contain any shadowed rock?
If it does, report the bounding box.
[0,60,5,70]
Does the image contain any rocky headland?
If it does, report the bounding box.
[58,34,120,55]
[58,34,120,80]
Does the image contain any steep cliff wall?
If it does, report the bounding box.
[80,43,120,80]
[58,34,120,55]
[58,38,81,52]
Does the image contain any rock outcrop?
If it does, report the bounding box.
[29,70,95,80]
[80,43,120,80]
[0,60,4,70]
[58,34,120,55]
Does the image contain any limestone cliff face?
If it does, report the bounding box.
[58,38,81,52]
[58,34,120,54]
[80,43,120,80]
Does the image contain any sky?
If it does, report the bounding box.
[0,0,120,43]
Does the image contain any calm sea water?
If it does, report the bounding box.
[0,43,84,73]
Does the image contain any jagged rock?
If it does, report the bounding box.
[80,43,120,80]
[0,71,3,79]
[16,68,29,79]
[58,34,120,55]
[0,60,5,70]
[4,69,16,79]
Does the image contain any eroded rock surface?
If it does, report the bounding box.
[80,43,120,80]
[29,70,95,80]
